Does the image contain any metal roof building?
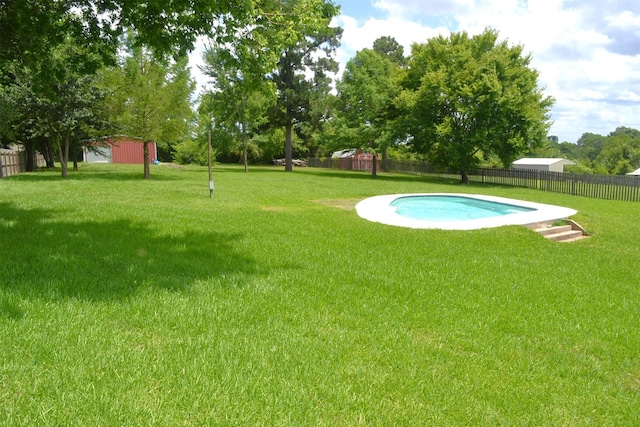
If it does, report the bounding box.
[512,158,575,173]
[85,137,157,164]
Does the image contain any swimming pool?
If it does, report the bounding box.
[355,193,577,230]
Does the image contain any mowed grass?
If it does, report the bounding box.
[1,163,639,425]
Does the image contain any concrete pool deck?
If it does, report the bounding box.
[355,193,578,230]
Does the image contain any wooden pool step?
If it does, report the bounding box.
[533,220,589,242]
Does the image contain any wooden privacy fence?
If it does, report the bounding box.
[0,149,45,178]
[307,157,640,202]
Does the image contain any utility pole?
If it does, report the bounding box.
[208,129,214,198]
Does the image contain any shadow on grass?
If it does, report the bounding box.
[214,165,516,192]
[298,167,466,185]
[7,166,181,182]
[209,165,290,175]
[0,202,257,303]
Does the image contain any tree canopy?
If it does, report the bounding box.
[399,29,554,183]
[0,0,253,69]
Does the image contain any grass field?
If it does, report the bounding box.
[1,163,639,425]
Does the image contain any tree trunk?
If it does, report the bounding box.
[284,120,293,172]
[371,152,378,179]
[242,135,248,173]
[461,171,469,184]
[39,136,55,168]
[143,141,150,179]
[56,133,69,178]
[240,98,248,173]
[24,139,35,172]
[381,147,387,172]
[72,139,78,172]
[63,131,70,177]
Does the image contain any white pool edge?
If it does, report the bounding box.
[355,193,577,230]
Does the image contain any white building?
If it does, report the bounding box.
[512,158,575,173]
[627,168,640,176]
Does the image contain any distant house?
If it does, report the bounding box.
[512,158,575,173]
[85,137,157,164]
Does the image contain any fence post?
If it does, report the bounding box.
[0,150,4,178]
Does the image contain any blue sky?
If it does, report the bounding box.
[190,1,640,144]
[332,0,640,143]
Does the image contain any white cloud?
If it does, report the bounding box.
[604,10,640,29]
[373,0,471,17]
[334,14,445,56]
[618,90,640,102]
[332,14,447,78]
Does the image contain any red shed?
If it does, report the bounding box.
[331,149,375,171]
[85,137,157,164]
[353,152,374,171]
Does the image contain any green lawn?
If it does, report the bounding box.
[1,163,639,425]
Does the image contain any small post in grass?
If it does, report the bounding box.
[208,129,214,198]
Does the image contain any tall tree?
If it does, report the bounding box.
[200,28,276,172]
[400,29,554,183]
[105,40,195,179]
[269,0,342,172]
[46,37,109,177]
[1,37,107,177]
[371,36,406,170]
[337,48,401,178]
[44,74,104,178]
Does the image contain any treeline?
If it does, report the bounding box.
[2,1,595,183]
[190,28,555,184]
[527,127,640,175]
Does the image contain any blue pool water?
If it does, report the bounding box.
[390,195,536,222]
